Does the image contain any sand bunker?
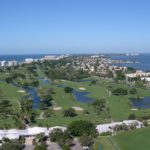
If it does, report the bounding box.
[131,108,138,111]
[79,87,86,90]
[18,90,25,93]
[53,107,62,111]
[72,106,84,111]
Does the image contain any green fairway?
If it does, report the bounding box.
[54,78,150,122]
[35,78,111,126]
[34,77,150,127]
[1,62,150,150]
[1,75,150,128]
[0,81,27,128]
[1,69,150,129]
[113,127,150,150]
[93,137,116,150]
[0,81,26,111]
[36,109,110,127]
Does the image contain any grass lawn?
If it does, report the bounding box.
[36,109,109,127]
[0,72,10,80]
[56,78,150,121]
[0,81,27,128]
[112,127,150,150]
[93,136,116,150]
[35,79,111,126]
[0,81,26,111]
[36,85,110,126]
[0,118,16,128]
[1,74,150,129]
[108,87,150,121]
[35,77,150,126]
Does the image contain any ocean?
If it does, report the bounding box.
[111,54,150,71]
[0,54,46,62]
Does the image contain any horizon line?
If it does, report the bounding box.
[0,52,149,55]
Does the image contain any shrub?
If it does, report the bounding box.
[83,110,89,115]
[100,131,112,136]
[115,71,125,81]
[113,124,128,132]
[128,113,136,120]
[129,124,136,130]
[91,79,97,85]
[112,88,128,96]
[50,129,64,142]
[34,144,47,150]
[44,109,53,118]
[62,145,71,150]
[64,87,73,93]
[139,115,150,120]
[92,99,106,115]
[143,121,148,127]
[79,134,94,147]
[49,129,72,146]
[0,143,22,150]
[63,108,77,117]
[129,88,137,95]
[68,120,97,137]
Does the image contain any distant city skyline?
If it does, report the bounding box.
[0,0,150,54]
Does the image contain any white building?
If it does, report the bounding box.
[96,120,143,134]
[0,126,67,140]
[43,56,57,61]
[0,60,7,67]
[91,55,99,58]
[25,58,34,64]
[8,60,17,67]
[141,77,150,82]
[126,70,150,78]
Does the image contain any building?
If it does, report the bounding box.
[0,126,67,140]
[96,120,143,134]
[44,56,56,60]
[0,60,7,67]
[126,70,150,82]
[25,58,34,64]
[8,60,17,67]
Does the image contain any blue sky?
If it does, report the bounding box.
[0,0,150,54]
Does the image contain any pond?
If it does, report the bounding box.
[9,78,95,110]
[25,80,95,109]
[58,83,95,103]
[57,84,66,88]
[26,78,52,109]
[38,78,52,85]
[130,96,150,109]
[73,90,95,103]
[0,80,41,109]
[25,87,40,109]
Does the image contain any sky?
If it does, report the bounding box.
[0,0,150,54]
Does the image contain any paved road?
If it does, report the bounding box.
[24,138,82,150]
[48,142,61,150]
[39,111,44,119]
[72,138,82,150]
[24,144,83,150]
[24,145,34,150]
